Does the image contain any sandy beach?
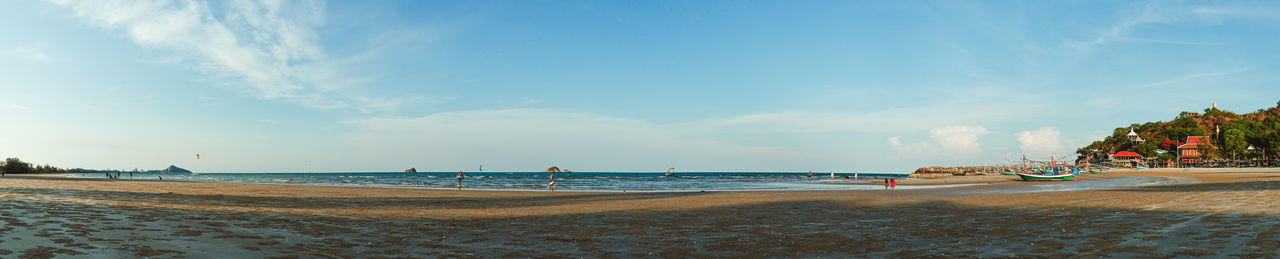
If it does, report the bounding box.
[3,168,1280,257]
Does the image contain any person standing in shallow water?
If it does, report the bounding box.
[890,178,896,189]
[548,171,556,189]
[456,171,464,189]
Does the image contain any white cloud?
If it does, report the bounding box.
[929,125,989,156]
[1015,127,1065,155]
[887,136,935,159]
[3,47,53,62]
[341,109,814,171]
[47,0,407,112]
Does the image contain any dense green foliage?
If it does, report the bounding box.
[1077,102,1280,163]
[1,157,69,174]
[0,157,189,174]
[2,157,31,174]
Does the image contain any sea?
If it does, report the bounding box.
[65,172,920,192]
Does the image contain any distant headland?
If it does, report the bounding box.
[0,157,192,174]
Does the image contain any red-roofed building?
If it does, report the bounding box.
[1109,151,1144,167]
[1179,136,1210,163]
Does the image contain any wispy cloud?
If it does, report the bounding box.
[1066,1,1177,50]
[1066,1,1274,50]
[689,102,1018,135]
[3,47,53,62]
[887,136,935,159]
[0,103,30,110]
[1135,68,1250,88]
[342,109,813,171]
[47,0,416,113]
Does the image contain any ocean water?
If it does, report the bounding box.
[65,172,918,191]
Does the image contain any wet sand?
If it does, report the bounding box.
[2,168,1280,257]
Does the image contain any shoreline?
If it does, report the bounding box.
[3,168,1280,257]
[48,171,1146,192]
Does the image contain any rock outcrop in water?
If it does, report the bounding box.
[545,166,571,173]
[153,165,193,174]
[404,168,416,173]
[908,166,978,178]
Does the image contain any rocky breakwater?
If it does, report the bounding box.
[908,166,980,178]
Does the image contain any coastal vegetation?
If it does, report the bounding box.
[1076,101,1280,163]
[2,157,69,174]
[0,157,191,174]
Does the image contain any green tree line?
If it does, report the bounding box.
[1,157,71,174]
[1077,102,1280,163]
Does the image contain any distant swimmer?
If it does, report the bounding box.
[808,171,813,180]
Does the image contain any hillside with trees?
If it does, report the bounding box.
[1,157,192,174]
[1077,101,1280,164]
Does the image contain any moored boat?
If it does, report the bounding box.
[1017,173,1074,181]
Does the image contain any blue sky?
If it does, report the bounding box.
[2,0,1279,173]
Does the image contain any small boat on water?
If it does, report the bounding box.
[1017,173,1074,181]
[665,166,676,177]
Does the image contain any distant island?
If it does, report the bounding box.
[0,157,192,174]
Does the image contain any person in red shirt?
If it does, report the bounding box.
[890,178,896,189]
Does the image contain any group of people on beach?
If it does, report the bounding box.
[883,178,896,189]
[806,170,841,180]
[101,172,162,180]
[105,172,125,179]
[455,171,557,190]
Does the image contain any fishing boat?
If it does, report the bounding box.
[665,166,676,177]
[1090,170,1109,174]
[1017,172,1074,181]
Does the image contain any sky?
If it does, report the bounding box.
[2,0,1279,173]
